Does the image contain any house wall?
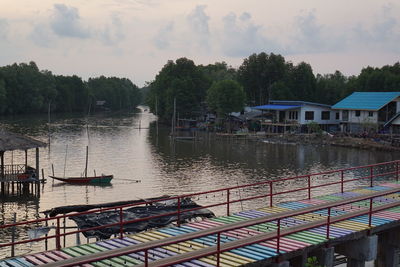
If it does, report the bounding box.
[391,116,400,126]
[340,110,378,124]
[298,105,339,125]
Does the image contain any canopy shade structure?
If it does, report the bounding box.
[0,129,46,152]
[252,104,300,111]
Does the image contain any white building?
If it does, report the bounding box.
[332,92,400,133]
[252,100,340,132]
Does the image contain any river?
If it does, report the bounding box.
[1,107,399,257]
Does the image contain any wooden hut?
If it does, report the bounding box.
[0,129,46,194]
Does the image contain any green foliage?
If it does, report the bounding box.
[307,121,322,134]
[87,76,141,111]
[146,58,208,121]
[0,62,141,115]
[305,256,322,267]
[238,53,286,105]
[206,80,246,117]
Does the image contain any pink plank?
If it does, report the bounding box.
[33,253,56,263]
[24,255,46,265]
[41,251,66,261]
[374,210,400,220]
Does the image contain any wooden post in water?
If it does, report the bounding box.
[84,146,88,178]
[11,213,16,257]
[1,151,4,194]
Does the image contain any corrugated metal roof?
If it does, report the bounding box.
[332,92,400,111]
[252,104,300,110]
[270,100,331,108]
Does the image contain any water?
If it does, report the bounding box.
[1,107,399,257]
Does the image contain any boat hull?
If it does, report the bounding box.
[49,175,113,184]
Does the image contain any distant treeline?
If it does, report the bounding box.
[146,53,400,121]
[0,61,141,115]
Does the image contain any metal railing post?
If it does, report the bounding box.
[226,189,230,216]
[370,166,374,187]
[326,207,331,240]
[177,197,181,227]
[276,218,281,254]
[145,249,149,267]
[56,218,61,250]
[119,207,123,239]
[308,175,311,199]
[269,182,273,207]
[341,170,344,193]
[217,232,221,267]
[368,198,373,227]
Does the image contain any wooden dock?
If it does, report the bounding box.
[2,180,400,266]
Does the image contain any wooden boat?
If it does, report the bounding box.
[51,146,113,185]
[49,174,113,184]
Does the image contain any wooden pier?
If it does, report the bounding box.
[2,161,400,266]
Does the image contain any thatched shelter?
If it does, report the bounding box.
[0,129,46,152]
[0,129,47,192]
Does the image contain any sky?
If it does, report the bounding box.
[0,0,399,86]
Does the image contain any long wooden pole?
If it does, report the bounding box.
[84,146,88,178]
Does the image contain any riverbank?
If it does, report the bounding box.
[216,132,400,152]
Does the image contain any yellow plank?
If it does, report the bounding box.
[332,220,369,231]
[351,189,375,194]
[294,213,326,221]
[142,231,171,240]
[257,206,290,213]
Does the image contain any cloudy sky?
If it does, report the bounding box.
[0,0,399,86]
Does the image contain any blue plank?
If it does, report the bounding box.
[3,259,26,267]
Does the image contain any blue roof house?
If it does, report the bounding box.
[332,92,400,133]
[250,100,340,132]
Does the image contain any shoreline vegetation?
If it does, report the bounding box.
[0,61,141,116]
[215,132,400,152]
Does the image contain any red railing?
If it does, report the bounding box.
[1,160,399,258]
[49,186,400,267]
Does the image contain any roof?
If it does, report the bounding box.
[0,129,47,152]
[252,104,300,111]
[332,92,400,111]
[270,100,331,108]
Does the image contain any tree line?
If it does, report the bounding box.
[0,61,141,115]
[146,53,400,121]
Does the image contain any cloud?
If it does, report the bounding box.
[153,22,174,49]
[99,14,125,45]
[220,12,280,57]
[0,19,8,40]
[354,4,400,52]
[50,4,91,38]
[186,5,210,50]
[288,10,346,54]
[30,23,55,47]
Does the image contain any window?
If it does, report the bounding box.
[321,111,330,120]
[355,110,361,117]
[336,112,340,120]
[368,111,373,117]
[342,110,349,121]
[289,111,298,120]
[305,111,314,120]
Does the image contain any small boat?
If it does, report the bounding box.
[51,146,113,185]
[49,175,113,184]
